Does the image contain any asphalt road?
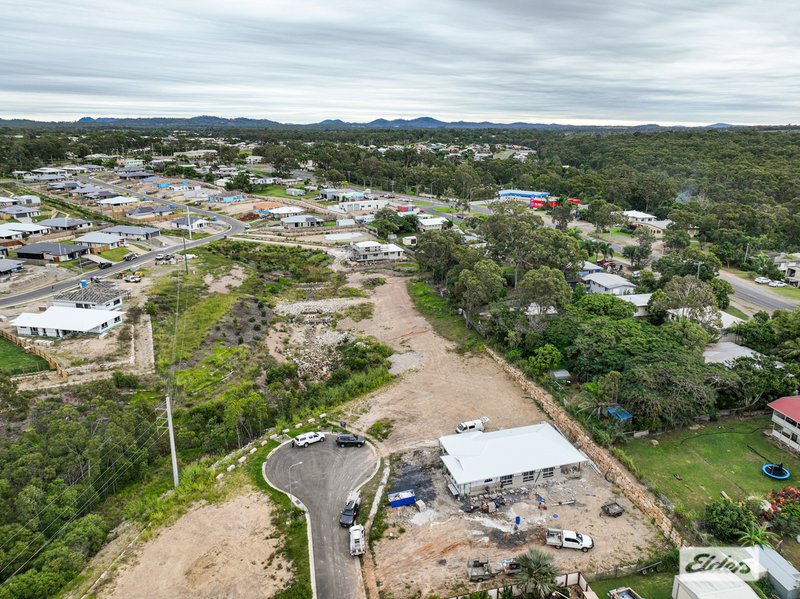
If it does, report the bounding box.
[718,270,798,313]
[0,178,246,308]
[264,437,378,599]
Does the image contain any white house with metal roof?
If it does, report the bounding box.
[439,423,587,497]
[350,241,405,263]
[98,196,139,206]
[580,272,637,295]
[53,285,128,310]
[12,307,124,338]
[73,232,126,249]
[101,225,160,240]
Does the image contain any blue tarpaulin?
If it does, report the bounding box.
[607,406,632,422]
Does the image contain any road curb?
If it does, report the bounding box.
[262,438,318,599]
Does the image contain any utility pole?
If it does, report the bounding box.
[165,395,180,488]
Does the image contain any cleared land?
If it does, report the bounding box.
[339,273,665,597]
[624,417,800,515]
[0,336,50,375]
[96,492,290,599]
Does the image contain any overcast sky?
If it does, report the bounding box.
[1,0,798,125]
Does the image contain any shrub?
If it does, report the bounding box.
[704,499,756,542]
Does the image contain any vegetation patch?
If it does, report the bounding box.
[345,302,374,322]
[407,279,482,347]
[367,418,395,441]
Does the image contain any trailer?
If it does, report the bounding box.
[466,557,497,583]
[349,524,365,556]
[601,501,625,517]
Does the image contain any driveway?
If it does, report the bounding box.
[264,436,378,599]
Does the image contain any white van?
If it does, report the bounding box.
[456,417,489,434]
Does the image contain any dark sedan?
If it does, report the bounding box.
[336,434,365,447]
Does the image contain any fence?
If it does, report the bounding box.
[486,348,685,548]
[0,328,67,379]
[445,571,598,599]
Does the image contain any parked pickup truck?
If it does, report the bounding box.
[545,528,594,552]
[466,557,497,583]
[349,524,365,556]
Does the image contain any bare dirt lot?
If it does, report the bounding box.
[340,274,550,452]
[97,492,290,599]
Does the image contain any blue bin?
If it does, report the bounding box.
[387,490,416,508]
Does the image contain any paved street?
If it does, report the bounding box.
[264,437,378,599]
[718,270,798,313]
[0,178,245,308]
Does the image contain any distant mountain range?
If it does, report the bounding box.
[0,115,741,131]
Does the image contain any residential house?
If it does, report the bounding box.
[0,228,24,241]
[577,261,603,278]
[12,306,124,338]
[263,205,304,218]
[702,341,761,365]
[285,188,305,197]
[439,423,587,497]
[768,396,800,454]
[340,198,388,213]
[637,219,673,238]
[98,196,139,206]
[622,210,657,224]
[245,155,262,164]
[618,293,652,317]
[38,217,91,231]
[0,259,24,274]
[53,284,128,310]
[168,183,200,193]
[172,216,209,231]
[126,205,173,220]
[101,225,160,240]
[350,241,405,263]
[73,232,125,250]
[336,218,357,228]
[774,253,800,288]
[16,242,90,262]
[580,272,636,295]
[117,170,153,180]
[1,205,41,218]
[0,223,51,237]
[417,216,448,232]
[281,215,325,229]
[208,192,245,203]
[672,572,759,599]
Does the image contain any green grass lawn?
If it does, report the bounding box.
[590,571,674,599]
[410,200,433,206]
[624,417,800,516]
[771,285,800,301]
[433,206,454,213]
[724,306,750,320]
[99,247,131,262]
[0,337,51,375]
[253,185,316,199]
[611,227,635,238]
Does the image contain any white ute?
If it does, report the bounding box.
[292,431,325,448]
[545,528,594,552]
[349,524,366,556]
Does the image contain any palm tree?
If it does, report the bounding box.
[600,242,614,260]
[513,548,559,598]
[738,521,779,548]
[778,338,800,362]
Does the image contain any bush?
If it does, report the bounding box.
[367,418,394,441]
[112,371,139,389]
[704,499,756,542]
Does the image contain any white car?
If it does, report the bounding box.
[754,277,770,284]
[292,432,325,448]
[769,280,787,288]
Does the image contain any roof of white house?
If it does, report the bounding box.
[581,261,602,271]
[268,206,305,215]
[668,307,743,329]
[703,341,760,365]
[622,210,655,220]
[419,216,448,226]
[74,232,124,245]
[12,307,123,332]
[98,196,139,205]
[0,223,49,234]
[0,259,23,271]
[282,215,324,224]
[439,423,587,485]
[646,219,673,229]
[38,217,90,227]
[580,272,636,289]
[617,293,652,308]
[102,225,159,236]
[172,215,208,226]
[673,572,758,599]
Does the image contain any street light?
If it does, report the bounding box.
[288,461,303,498]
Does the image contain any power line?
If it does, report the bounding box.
[0,419,159,554]
[0,428,166,585]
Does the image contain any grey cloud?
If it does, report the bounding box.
[0,0,798,123]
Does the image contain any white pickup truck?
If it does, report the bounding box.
[349,524,366,556]
[545,528,594,552]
